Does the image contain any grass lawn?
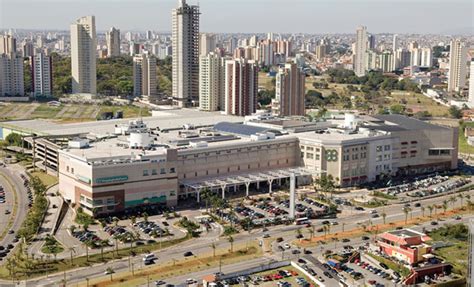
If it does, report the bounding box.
[30,171,58,187]
[459,122,474,154]
[0,234,193,280]
[367,253,411,277]
[428,224,469,276]
[0,103,149,122]
[258,72,275,90]
[89,243,262,287]
[29,104,63,118]
[98,105,150,119]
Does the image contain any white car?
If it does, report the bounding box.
[143,253,157,261]
[186,278,196,284]
[283,243,291,249]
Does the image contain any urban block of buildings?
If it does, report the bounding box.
[0,109,458,216]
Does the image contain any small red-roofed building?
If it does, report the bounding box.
[376,229,432,264]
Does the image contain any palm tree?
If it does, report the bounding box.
[449,196,457,210]
[457,193,464,208]
[308,227,314,241]
[83,222,89,232]
[296,228,302,239]
[68,247,75,266]
[105,267,115,281]
[228,236,234,253]
[201,188,212,212]
[143,212,149,223]
[421,206,425,217]
[342,222,345,233]
[210,242,216,257]
[465,194,471,207]
[403,207,410,224]
[100,240,108,261]
[442,200,448,214]
[427,205,433,217]
[381,212,387,225]
[83,240,90,262]
[130,216,136,226]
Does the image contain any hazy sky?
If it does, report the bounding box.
[1,0,473,34]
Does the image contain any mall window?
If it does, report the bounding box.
[151,169,157,175]
[315,154,320,160]
[170,167,176,173]
[143,170,149,176]
[306,152,314,159]
[160,168,166,174]
[376,146,383,152]
[384,145,391,151]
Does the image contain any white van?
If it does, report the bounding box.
[143,253,156,261]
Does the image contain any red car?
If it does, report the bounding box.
[368,280,377,285]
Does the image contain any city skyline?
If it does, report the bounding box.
[1,0,473,34]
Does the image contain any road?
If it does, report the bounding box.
[0,167,29,252]
[2,185,473,286]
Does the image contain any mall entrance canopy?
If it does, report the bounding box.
[180,166,315,202]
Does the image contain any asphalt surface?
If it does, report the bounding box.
[1,181,473,286]
[0,167,29,253]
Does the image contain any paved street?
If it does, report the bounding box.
[0,167,29,254]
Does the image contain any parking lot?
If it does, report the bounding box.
[214,266,318,287]
[215,193,334,231]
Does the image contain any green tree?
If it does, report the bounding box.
[5,133,22,147]
[448,106,462,119]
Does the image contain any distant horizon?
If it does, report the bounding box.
[1,0,473,35]
[1,28,473,37]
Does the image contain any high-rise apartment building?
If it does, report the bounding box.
[379,51,394,73]
[133,53,157,99]
[420,48,432,68]
[0,34,24,97]
[172,0,200,107]
[200,33,216,56]
[0,34,16,54]
[224,58,258,116]
[367,34,376,50]
[31,52,52,97]
[22,42,34,58]
[354,26,368,76]
[410,48,421,66]
[468,59,474,108]
[0,53,24,97]
[392,34,398,52]
[394,48,411,70]
[70,15,97,95]
[199,52,225,111]
[272,63,305,117]
[448,39,468,93]
[106,27,121,57]
[315,45,327,60]
[256,40,275,67]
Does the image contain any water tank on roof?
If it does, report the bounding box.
[344,113,358,129]
[129,132,152,149]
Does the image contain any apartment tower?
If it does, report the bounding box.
[272,63,305,116]
[354,26,368,76]
[106,27,121,57]
[448,39,468,93]
[172,0,200,107]
[224,59,258,116]
[70,15,97,94]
